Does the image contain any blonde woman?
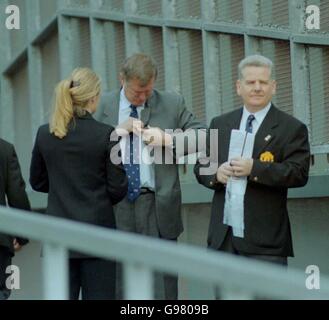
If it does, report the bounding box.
[30,68,127,300]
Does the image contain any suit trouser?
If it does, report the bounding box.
[0,246,12,300]
[69,258,116,300]
[114,192,178,300]
[215,227,287,299]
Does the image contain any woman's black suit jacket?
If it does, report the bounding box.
[30,113,128,256]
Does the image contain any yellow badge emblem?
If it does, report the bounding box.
[260,151,274,162]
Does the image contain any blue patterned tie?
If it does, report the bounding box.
[124,105,141,202]
[245,114,255,133]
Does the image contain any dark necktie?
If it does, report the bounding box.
[245,114,255,133]
[124,105,141,202]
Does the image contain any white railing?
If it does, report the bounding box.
[0,206,328,300]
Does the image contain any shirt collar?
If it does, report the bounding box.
[243,102,272,123]
[120,87,144,110]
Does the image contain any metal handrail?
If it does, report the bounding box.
[0,206,328,300]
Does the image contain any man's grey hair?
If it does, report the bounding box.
[120,53,158,86]
[238,54,274,80]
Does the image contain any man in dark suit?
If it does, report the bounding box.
[194,55,310,269]
[97,53,205,299]
[0,138,30,300]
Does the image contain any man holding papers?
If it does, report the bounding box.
[194,55,310,267]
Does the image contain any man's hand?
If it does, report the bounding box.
[142,127,173,147]
[13,238,22,252]
[230,157,254,177]
[116,117,144,136]
[216,162,234,185]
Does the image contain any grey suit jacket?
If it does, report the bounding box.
[96,88,206,239]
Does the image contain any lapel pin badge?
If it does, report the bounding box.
[264,135,271,142]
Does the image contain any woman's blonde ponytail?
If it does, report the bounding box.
[49,68,101,139]
[50,79,74,139]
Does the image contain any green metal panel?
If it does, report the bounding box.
[258,38,293,115]
[274,41,294,116]
[100,0,124,11]
[39,0,57,28]
[103,21,126,90]
[10,63,33,183]
[162,27,180,92]
[214,0,244,23]
[259,0,289,28]
[137,26,165,90]
[218,34,245,114]
[288,197,329,275]
[67,0,90,9]
[305,0,329,34]
[175,0,201,20]
[308,45,329,146]
[9,0,28,57]
[321,0,329,33]
[71,18,91,68]
[136,0,162,17]
[309,153,329,176]
[202,31,220,123]
[41,30,60,123]
[177,29,205,123]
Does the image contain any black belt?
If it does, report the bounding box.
[140,187,154,194]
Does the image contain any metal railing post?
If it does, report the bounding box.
[220,287,255,300]
[2,206,329,300]
[123,262,154,300]
[42,243,68,300]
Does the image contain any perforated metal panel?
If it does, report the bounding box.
[10,63,32,182]
[136,0,162,17]
[137,26,165,90]
[39,0,57,27]
[308,46,329,145]
[100,0,124,11]
[217,34,245,114]
[259,39,293,116]
[68,0,90,9]
[177,29,205,123]
[274,42,293,115]
[259,0,289,28]
[214,0,244,23]
[103,21,125,90]
[175,0,201,20]
[41,30,60,123]
[305,0,329,33]
[321,1,329,33]
[71,18,91,68]
[9,0,28,57]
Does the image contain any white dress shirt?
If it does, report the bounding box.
[223,102,272,237]
[118,88,155,190]
[239,102,272,134]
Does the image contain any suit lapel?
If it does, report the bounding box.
[252,104,278,158]
[103,90,120,126]
[226,108,243,131]
[141,92,154,126]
